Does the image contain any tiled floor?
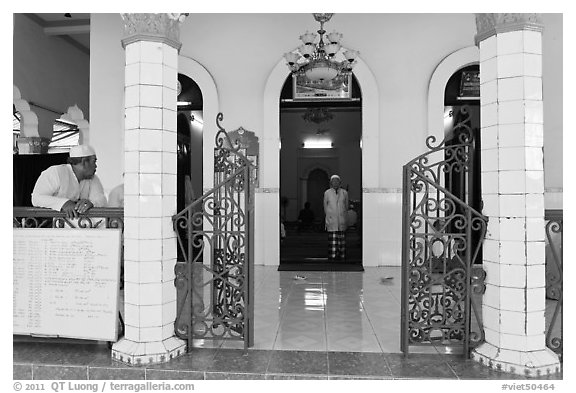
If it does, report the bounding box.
[196,266,456,354]
[13,266,563,380]
[13,342,562,380]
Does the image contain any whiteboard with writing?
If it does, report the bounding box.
[13,228,121,341]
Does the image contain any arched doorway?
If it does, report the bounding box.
[176,73,203,211]
[443,64,482,262]
[260,55,379,267]
[176,73,203,260]
[278,75,363,268]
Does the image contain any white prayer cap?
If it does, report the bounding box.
[69,145,96,158]
[330,175,341,181]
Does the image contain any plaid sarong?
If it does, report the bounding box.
[328,231,346,260]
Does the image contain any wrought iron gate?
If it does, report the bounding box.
[401,106,488,357]
[173,113,255,349]
[545,210,562,360]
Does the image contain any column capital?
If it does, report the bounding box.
[475,13,544,45]
[120,13,188,51]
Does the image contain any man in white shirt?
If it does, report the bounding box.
[31,145,107,218]
[323,174,349,260]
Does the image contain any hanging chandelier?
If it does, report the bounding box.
[302,107,334,124]
[284,13,359,84]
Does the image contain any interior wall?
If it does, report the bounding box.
[89,13,125,194]
[13,14,90,139]
[179,13,478,189]
[541,13,563,208]
[87,13,561,192]
[84,12,562,252]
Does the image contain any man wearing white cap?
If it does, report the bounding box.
[31,145,107,218]
[323,174,349,260]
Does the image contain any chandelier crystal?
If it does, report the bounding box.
[284,13,359,84]
[302,107,334,124]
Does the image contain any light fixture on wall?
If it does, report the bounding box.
[284,13,359,83]
[303,138,333,149]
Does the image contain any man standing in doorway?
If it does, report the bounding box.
[324,174,348,260]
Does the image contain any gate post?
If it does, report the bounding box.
[471,13,560,376]
[111,13,188,365]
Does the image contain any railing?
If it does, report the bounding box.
[13,207,124,230]
[545,209,562,360]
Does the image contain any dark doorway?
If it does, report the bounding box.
[279,75,363,271]
[306,168,329,223]
[176,73,203,262]
[444,64,482,264]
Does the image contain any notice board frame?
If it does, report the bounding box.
[13,228,122,342]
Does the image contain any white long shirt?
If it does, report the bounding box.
[31,164,107,211]
[323,187,349,232]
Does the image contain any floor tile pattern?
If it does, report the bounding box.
[13,343,562,380]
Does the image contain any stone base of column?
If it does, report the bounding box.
[472,342,561,377]
[111,336,186,366]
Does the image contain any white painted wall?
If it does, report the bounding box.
[177,13,480,188]
[13,14,90,139]
[88,13,562,190]
[89,14,125,194]
[83,13,562,263]
[541,13,563,208]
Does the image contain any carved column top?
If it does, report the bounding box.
[475,13,544,45]
[121,13,188,51]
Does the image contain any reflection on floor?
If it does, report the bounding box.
[194,266,449,353]
[196,266,562,357]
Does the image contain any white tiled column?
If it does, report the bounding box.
[471,13,560,377]
[112,13,187,365]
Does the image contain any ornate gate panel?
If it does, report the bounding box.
[401,107,488,357]
[545,210,562,360]
[173,113,255,349]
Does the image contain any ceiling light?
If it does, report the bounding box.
[303,139,333,149]
[285,13,359,84]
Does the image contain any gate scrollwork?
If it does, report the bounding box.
[401,106,487,357]
[173,113,255,349]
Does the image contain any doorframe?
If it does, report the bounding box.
[427,46,479,144]
[258,52,380,266]
[178,55,220,194]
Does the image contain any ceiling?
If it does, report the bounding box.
[26,13,91,54]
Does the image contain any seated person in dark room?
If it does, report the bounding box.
[298,201,315,232]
